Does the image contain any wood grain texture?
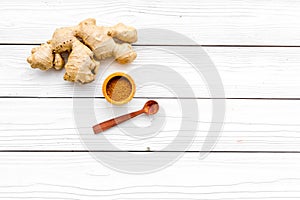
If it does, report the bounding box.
[1,0,300,45]
[1,0,300,196]
[0,152,299,199]
[1,98,300,151]
[1,45,300,98]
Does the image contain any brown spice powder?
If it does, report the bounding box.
[106,76,132,102]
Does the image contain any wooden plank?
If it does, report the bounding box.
[1,45,300,98]
[0,152,299,199]
[1,0,300,45]
[1,98,300,151]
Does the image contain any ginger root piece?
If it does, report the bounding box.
[27,18,137,83]
[75,18,137,63]
[63,40,100,83]
[27,43,54,70]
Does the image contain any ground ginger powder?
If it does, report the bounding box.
[106,76,132,102]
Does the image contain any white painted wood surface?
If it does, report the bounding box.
[1,45,300,98]
[1,98,300,151]
[0,152,300,199]
[1,0,300,199]
[1,0,300,45]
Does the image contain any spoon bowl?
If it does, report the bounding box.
[143,100,159,115]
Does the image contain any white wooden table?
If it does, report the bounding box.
[1,0,300,199]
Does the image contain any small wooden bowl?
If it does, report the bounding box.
[102,72,136,105]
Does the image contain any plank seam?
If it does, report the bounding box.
[1,97,300,100]
[0,150,300,153]
[3,43,300,48]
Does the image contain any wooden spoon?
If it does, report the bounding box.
[93,100,159,134]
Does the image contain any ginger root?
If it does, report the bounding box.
[27,18,137,83]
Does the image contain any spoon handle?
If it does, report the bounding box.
[93,109,144,134]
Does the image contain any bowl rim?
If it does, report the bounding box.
[102,72,136,105]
